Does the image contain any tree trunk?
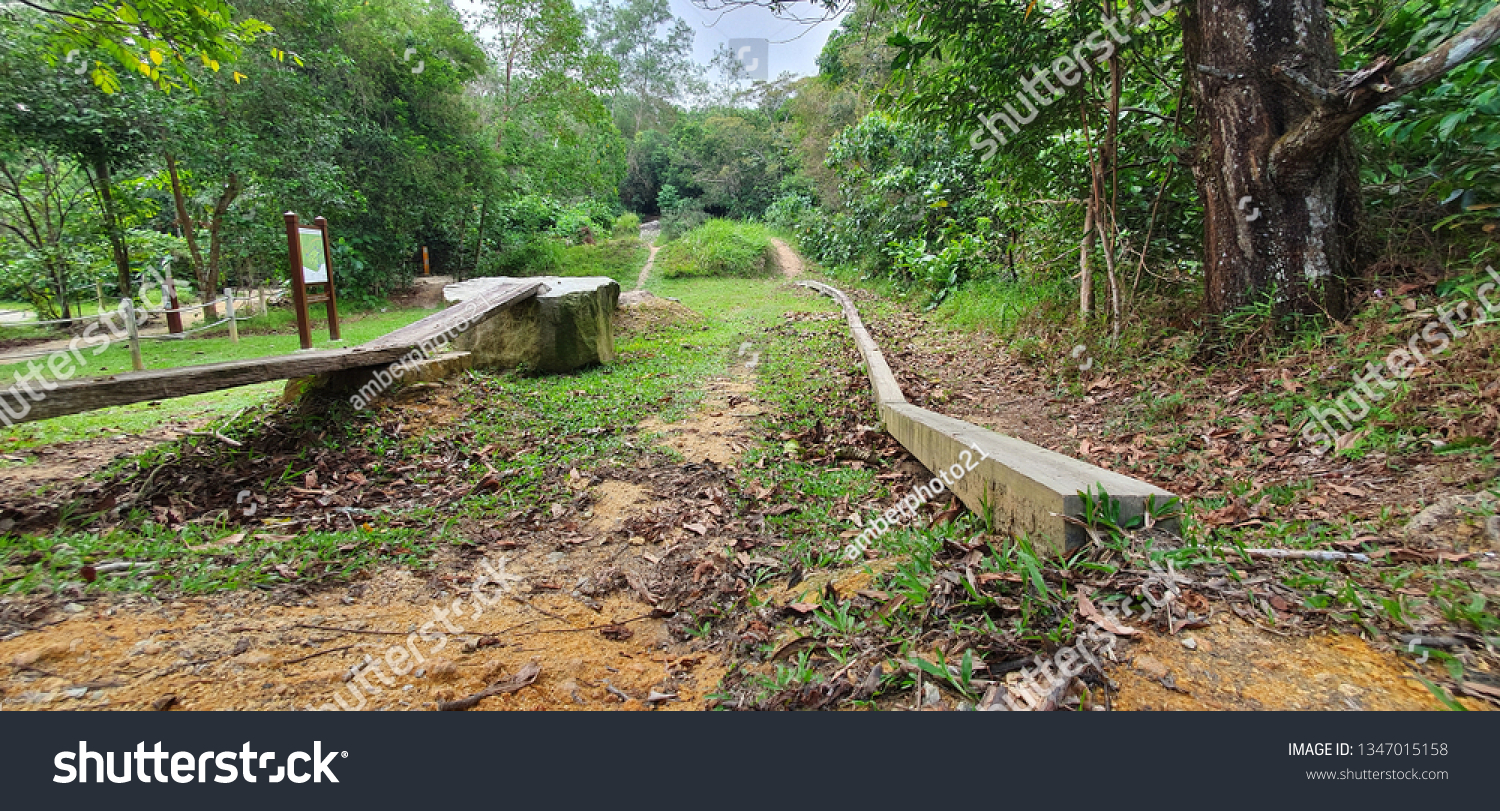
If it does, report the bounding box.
[49,257,71,323]
[165,154,212,321]
[1183,0,1359,322]
[472,196,489,276]
[1184,1,1500,325]
[205,173,241,317]
[1079,201,1095,318]
[89,156,132,296]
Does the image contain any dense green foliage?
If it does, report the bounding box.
[0,0,633,314]
[4,0,1495,332]
[753,0,1499,345]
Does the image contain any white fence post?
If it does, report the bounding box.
[225,288,239,343]
[123,298,144,372]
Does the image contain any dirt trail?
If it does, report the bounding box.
[0,421,208,493]
[633,244,660,291]
[753,243,1474,710]
[1113,615,1450,710]
[0,239,1484,712]
[770,238,803,278]
[0,381,755,711]
[0,551,727,711]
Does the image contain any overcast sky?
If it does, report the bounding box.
[667,0,845,79]
[455,1,846,80]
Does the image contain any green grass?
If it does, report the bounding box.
[486,236,648,286]
[557,238,649,285]
[0,307,434,449]
[934,273,1077,337]
[656,219,777,279]
[0,306,434,384]
[2,521,437,595]
[0,382,279,451]
[1,274,836,598]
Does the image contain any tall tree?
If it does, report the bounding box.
[0,143,94,321]
[0,21,157,296]
[1184,0,1500,320]
[584,0,700,138]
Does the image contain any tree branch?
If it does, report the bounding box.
[1271,3,1500,185]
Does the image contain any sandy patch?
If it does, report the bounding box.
[1110,613,1481,711]
[640,378,755,467]
[0,551,726,712]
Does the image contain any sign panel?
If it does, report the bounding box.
[299,227,329,284]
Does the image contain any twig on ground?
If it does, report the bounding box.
[293,623,410,636]
[437,659,541,711]
[283,644,356,665]
[1242,548,1370,563]
[511,613,657,637]
[601,679,633,703]
[187,431,243,448]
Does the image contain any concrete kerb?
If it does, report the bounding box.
[797,280,1178,556]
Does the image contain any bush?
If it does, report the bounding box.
[479,234,647,285]
[481,235,565,276]
[765,193,814,231]
[659,208,708,242]
[550,208,599,246]
[656,220,777,279]
[558,238,648,285]
[656,184,710,242]
[611,213,641,239]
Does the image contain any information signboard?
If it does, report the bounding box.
[284,212,341,350]
[300,227,329,284]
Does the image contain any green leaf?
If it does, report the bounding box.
[1417,677,1467,711]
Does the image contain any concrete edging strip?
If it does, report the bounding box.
[798,279,1177,555]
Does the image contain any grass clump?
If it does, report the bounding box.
[612,213,641,239]
[656,220,777,279]
[558,238,648,285]
[486,236,647,286]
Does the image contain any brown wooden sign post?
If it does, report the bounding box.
[163,262,185,335]
[284,212,342,350]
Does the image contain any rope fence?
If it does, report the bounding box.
[0,288,277,329]
[1,286,282,373]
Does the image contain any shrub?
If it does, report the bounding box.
[657,184,709,242]
[611,213,641,239]
[765,193,813,231]
[482,235,564,276]
[558,238,648,285]
[656,220,777,279]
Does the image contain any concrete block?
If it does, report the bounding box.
[446,276,619,372]
[881,401,1177,554]
[799,280,1179,557]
